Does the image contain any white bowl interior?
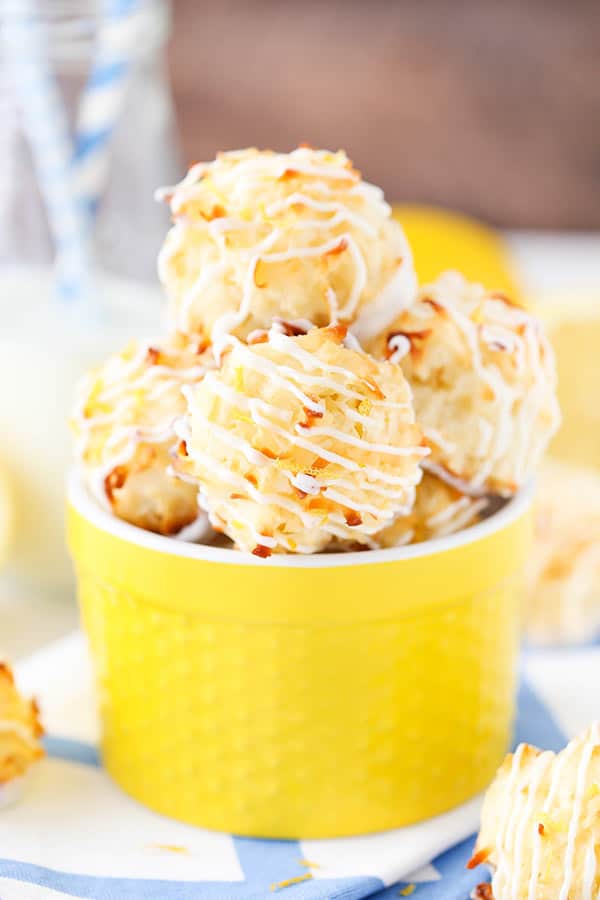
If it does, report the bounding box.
[68,474,533,569]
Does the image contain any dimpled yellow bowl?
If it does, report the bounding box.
[67,476,532,838]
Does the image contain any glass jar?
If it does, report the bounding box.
[0,0,179,603]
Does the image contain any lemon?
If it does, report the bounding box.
[0,460,14,568]
[393,205,521,302]
[535,291,600,471]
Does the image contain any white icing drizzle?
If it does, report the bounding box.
[422,459,489,498]
[408,273,559,491]
[73,339,208,509]
[493,743,527,899]
[181,331,423,550]
[264,192,377,236]
[508,751,552,900]
[582,839,597,899]
[290,472,320,496]
[431,497,487,537]
[526,739,576,900]
[178,260,228,334]
[0,720,39,749]
[558,722,600,900]
[211,230,281,349]
[297,423,427,457]
[425,496,473,530]
[351,260,417,345]
[387,333,411,364]
[490,726,600,900]
[423,426,457,456]
[158,148,415,346]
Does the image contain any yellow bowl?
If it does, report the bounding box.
[67,477,532,838]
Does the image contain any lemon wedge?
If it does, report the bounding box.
[534,291,600,470]
[393,205,521,302]
[0,460,14,568]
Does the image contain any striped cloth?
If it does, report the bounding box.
[1,634,597,900]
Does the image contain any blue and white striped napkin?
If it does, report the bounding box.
[1,634,597,900]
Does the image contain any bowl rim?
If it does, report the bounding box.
[68,473,533,569]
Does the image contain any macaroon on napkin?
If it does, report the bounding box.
[1,633,596,900]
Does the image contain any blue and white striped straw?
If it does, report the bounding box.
[2,0,165,307]
[1,2,90,303]
[73,0,142,221]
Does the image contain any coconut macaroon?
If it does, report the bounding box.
[376,271,560,496]
[157,146,416,345]
[0,662,44,794]
[525,460,600,646]
[174,325,426,555]
[470,724,600,900]
[72,333,211,537]
[375,472,490,548]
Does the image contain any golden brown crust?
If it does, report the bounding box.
[157,147,416,343]
[471,885,494,900]
[72,335,210,537]
[175,326,425,554]
[372,271,560,495]
[475,726,600,899]
[0,662,44,784]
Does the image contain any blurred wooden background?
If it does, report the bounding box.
[167,0,600,229]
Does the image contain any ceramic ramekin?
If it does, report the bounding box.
[67,476,532,838]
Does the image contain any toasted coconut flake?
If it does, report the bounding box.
[248,330,269,345]
[422,296,445,315]
[471,885,493,900]
[467,847,491,870]
[104,465,128,502]
[252,544,273,558]
[274,318,309,337]
[324,237,348,257]
[146,346,161,365]
[345,511,362,527]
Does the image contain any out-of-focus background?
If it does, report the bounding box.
[169,0,600,228]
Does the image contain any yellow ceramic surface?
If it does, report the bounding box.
[68,478,532,838]
[394,205,521,302]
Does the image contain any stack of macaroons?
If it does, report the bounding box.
[73,147,560,556]
[0,661,44,799]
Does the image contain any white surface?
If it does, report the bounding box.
[0,759,244,883]
[9,633,480,887]
[301,801,481,885]
[6,630,600,891]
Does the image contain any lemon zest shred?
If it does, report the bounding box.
[471,303,486,324]
[150,843,189,855]
[399,885,416,896]
[270,873,313,891]
[232,410,253,425]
